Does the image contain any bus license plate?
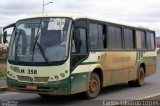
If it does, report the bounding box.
[26,85,37,90]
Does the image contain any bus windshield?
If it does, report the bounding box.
[8,18,72,63]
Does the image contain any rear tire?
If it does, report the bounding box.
[135,67,145,87]
[128,67,145,87]
[85,72,101,99]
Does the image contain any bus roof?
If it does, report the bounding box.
[21,13,154,31]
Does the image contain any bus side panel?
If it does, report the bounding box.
[88,52,112,86]
[71,60,90,94]
[103,52,137,85]
[89,52,137,86]
[143,51,157,77]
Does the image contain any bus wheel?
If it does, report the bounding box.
[128,67,145,87]
[85,72,101,99]
[135,67,145,87]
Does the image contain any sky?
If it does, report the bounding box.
[0,0,160,36]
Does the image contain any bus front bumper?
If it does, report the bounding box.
[7,77,71,95]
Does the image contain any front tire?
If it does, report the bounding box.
[85,72,101,99]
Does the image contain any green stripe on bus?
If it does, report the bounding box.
[137,52,139,60]
[142,52,144,58]
[140,51,142,59]
[137,51,140,60]
[80,62,97,65]
[136,52,138,61]
[140,51,144,59]
[136,51,144,62]
[136,51,143,62]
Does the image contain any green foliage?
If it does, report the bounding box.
[0,63,6,79]
[0,70,6,78]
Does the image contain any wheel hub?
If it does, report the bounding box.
[89,78,98,93]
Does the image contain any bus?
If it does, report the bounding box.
[3,14,156,99]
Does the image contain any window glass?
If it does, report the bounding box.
[108,26,122,49]
[79,28,87,54]
[146,32,155,50]
[98,25,104,49]
[136,31,146,49]
[124,28,134,49]
[136,31,142,49]
[72,28,87,54]
[108,26,115,48]
[141,31,146,49]
[89,23,104,50]
[71,28,87,68]
[89,24,99,49]
[8,18,71,63]
[115,27,122,48]
[151,33,155,49]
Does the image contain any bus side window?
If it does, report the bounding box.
[124,28,134,50]
[89,23,99,49]
[146,32,155,50]
[89,23,106,50]
[72,40,76,53]
[72,28,87,54]
[71,28,87,69]
[79,28,87,54]
[136,30,146,50]
[72,29,81,53]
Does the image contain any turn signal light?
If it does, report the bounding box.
[60,73,65,77]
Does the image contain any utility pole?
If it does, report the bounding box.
[42,0,53,14]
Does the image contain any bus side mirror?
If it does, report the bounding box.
[3,31,8,44]
[2,23,16,44]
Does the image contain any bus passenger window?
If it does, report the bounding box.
[124,28,134,50]
[108,26,122,49]
[89,23,99,49]
[136,30,146,49]
[98,25,104,49]
[89,23,105,50]
[146,32,155,50]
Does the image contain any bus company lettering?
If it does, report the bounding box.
[113,57,131,63]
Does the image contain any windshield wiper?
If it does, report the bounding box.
[32,18,42,53]
[36,43,51,64]
[32,19,50,64]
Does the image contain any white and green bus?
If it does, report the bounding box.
[3,14,156,99]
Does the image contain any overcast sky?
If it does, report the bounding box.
[0,0,160,36]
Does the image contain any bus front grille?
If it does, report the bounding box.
[17,76,31,82]
[17,75,49,83]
